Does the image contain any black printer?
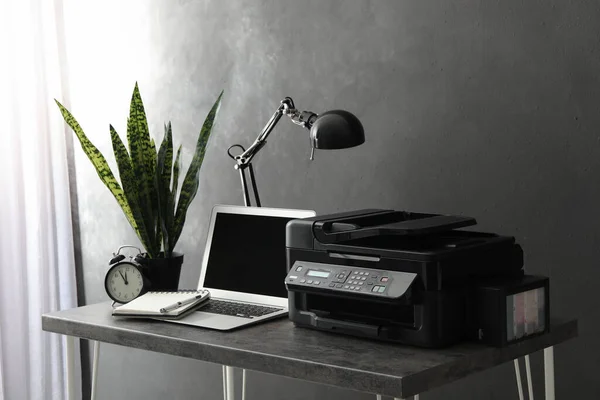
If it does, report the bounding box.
[284,209,549,348]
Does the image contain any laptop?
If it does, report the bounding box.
[169,205,316,331]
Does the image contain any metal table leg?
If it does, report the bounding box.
[525,355,534,400]
[65,336,75,400]
[242,369,247,400]
[514,358,525,400]
[544,347,555,400]
[223,365,235,400]
[222,366,228,400]
[91,341,100,400]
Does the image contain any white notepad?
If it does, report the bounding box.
[112,290,210,319]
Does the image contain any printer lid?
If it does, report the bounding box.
[312,209,476,244]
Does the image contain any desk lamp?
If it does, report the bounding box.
[227,97,365,206]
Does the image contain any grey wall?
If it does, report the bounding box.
[63,0,600,398]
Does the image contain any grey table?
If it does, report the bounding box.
[42,303,577,400]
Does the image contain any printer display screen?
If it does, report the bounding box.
[307,270,330,278]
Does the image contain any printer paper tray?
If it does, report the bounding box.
[302,294,416,327]
[310,315,380,337]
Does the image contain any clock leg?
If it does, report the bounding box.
[91,341,100,400]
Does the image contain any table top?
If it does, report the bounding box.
[42,303,577,398]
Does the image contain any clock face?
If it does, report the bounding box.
[106,263,145,303]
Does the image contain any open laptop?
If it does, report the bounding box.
[169,205,316,331]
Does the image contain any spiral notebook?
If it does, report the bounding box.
[112,289,210,320]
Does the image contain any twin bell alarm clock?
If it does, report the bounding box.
[104,245,151,304]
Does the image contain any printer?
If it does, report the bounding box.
[284,209,549,348]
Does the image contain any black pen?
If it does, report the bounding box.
[160,293,204,313]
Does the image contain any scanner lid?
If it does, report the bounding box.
[312,209,476,245]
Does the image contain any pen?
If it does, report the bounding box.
[160,293,204,313]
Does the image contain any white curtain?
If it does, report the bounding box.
[0,0,82,399]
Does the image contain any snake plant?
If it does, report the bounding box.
[55,83,223,258]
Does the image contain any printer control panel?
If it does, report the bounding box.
[285,261,417,300]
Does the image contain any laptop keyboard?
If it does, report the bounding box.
[199,299,282,319]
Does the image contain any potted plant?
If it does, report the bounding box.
[55,83,223,290]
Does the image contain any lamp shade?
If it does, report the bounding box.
[309,110,365,150]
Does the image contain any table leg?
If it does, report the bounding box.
[91,341,100,400]
[544,347,555,400]
[225,365,235,400]
[242,369,246,400]
[525,355,534,400]
[65,335,75,400]
[514,359,524,400]
[222,366,228,400]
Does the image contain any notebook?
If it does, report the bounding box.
[112,289,210,320]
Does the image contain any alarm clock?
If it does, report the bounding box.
[104,245,151,304]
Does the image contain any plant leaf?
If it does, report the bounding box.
[55,100,138,231]
[110,124,154,254]
[161,123,173,193]
[150,136,160,252]
[127,83,158,256]
[172,91,223,246]
[171,144,182,207]
[169,145,182,251]
[156,123,173,256]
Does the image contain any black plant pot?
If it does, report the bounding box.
[136,252,184,291]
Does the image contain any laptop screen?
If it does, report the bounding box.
[203,212,296,298]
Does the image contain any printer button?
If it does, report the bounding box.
[372,286,380,292]
[307,280,313,284]
[361,277,366,281]
[314,281,320,285]
[364,272,369,276]
[329,283,335,287]
[358,271,364,275]
[344,285,350,289]
[378,286,386,293]
[350,286,355,290]
[380,277,389,283]
[300,279,306,283]
[336,284,343,288]
[296,266,303,272]
[358,282,364,286]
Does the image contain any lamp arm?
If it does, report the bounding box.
[229,97,320,207]
[236,97,318,166]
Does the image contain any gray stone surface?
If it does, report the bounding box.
[43,303,577,398]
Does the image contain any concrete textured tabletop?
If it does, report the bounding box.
[42,303,577,398]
